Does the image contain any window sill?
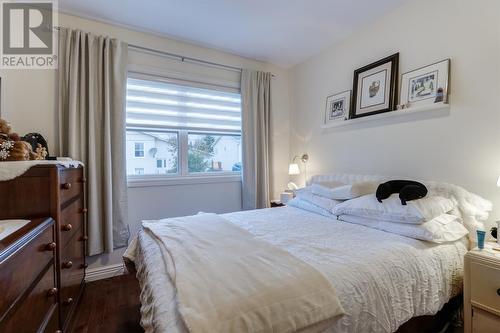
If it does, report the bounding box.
[127,174,242,188]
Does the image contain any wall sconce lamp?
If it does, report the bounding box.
[287,153,309,190]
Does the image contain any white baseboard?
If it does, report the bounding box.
[85,263,126,282]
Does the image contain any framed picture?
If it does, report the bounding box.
[324,90,351,125]
[400,59,450,107]
[351,53,399,119]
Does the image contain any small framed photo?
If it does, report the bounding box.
[351,53,399,119]
[400,59,450,107]
[324,90,351,125]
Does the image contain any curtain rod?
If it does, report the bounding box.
[55,26,276,77]
[128,44,276,78]
[129,44,242,73]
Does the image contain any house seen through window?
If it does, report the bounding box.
[126,76,242,177]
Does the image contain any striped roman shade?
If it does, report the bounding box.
[126,77,242,133]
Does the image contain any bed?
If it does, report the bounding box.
[124,174,491,333]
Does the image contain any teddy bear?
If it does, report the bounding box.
[0,118,44,161]
[0,118,21,141]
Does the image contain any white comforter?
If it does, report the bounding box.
[127,206,467,333]
[142,213,344,333]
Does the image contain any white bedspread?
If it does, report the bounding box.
[142,213,344,333]
[127,206,467,333]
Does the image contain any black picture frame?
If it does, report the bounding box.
[351,53,399,119]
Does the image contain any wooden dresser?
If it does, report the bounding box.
[0,218,58,333]
[0,165,87,332]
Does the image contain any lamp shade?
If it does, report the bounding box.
[288,163,300,175]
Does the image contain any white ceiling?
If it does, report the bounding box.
[59,0,410,68]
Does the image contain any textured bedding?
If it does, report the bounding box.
[126,206,468,333]
[141,213,344,333]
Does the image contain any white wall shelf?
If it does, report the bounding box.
[321,102,450,129]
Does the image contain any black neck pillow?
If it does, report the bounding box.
[376,180,428,205]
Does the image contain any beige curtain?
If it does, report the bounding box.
[58,28,129,255]
[241,69,271,210]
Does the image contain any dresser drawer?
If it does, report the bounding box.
[0,222,55,318]
[60,232,85,325]
[472,307,500,333]
[470,261,500,312]
[0,264,57,333]
[60,198,85,248]
[59,168,84,206]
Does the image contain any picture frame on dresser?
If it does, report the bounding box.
[400,59,450,108]
[351,53,399,119]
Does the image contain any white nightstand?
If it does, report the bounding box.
[464,242,500,333]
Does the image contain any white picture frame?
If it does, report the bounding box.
[324,90,351,125]
[400,59,450,107]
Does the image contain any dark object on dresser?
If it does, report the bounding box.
[0,218,58,333]
[376,180,428,205]
[0,165,87,332]
[270,201,285,208]
[21,132,49,158]
[491,227,497,239]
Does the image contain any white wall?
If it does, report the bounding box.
[289,0,500,224]
[0,12,291,269]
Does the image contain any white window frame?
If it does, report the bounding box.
[126,71,242,187]
[134,142,145,158]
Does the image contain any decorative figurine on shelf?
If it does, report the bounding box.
[434,87,444,103]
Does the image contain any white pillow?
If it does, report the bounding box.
[310,181,345,198]
[332,194,456,223]
[312,181,377,200]
[339,214,468,243]
[287,198,335,217]
[295,187,342,211]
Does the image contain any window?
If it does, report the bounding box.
[134,168,144,175]
[126,131,178,175]
[134,142,144,157]
[188,133,241,172]
[126,76,242,178]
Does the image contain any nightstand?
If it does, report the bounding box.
[464,243,500,333]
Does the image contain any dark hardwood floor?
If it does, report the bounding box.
[70,274,144,333]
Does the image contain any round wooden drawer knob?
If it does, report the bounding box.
[62,261,73,269]
[80,263,88,269]
[64,297,74,305]
[45,242,56,251]
[80,177,87,183]
[61,182,72,190]
[62,224,72,231]
[79,235,88,241]
[46,287,58,297]
[497,288,500,296]
[80,208,88,214]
